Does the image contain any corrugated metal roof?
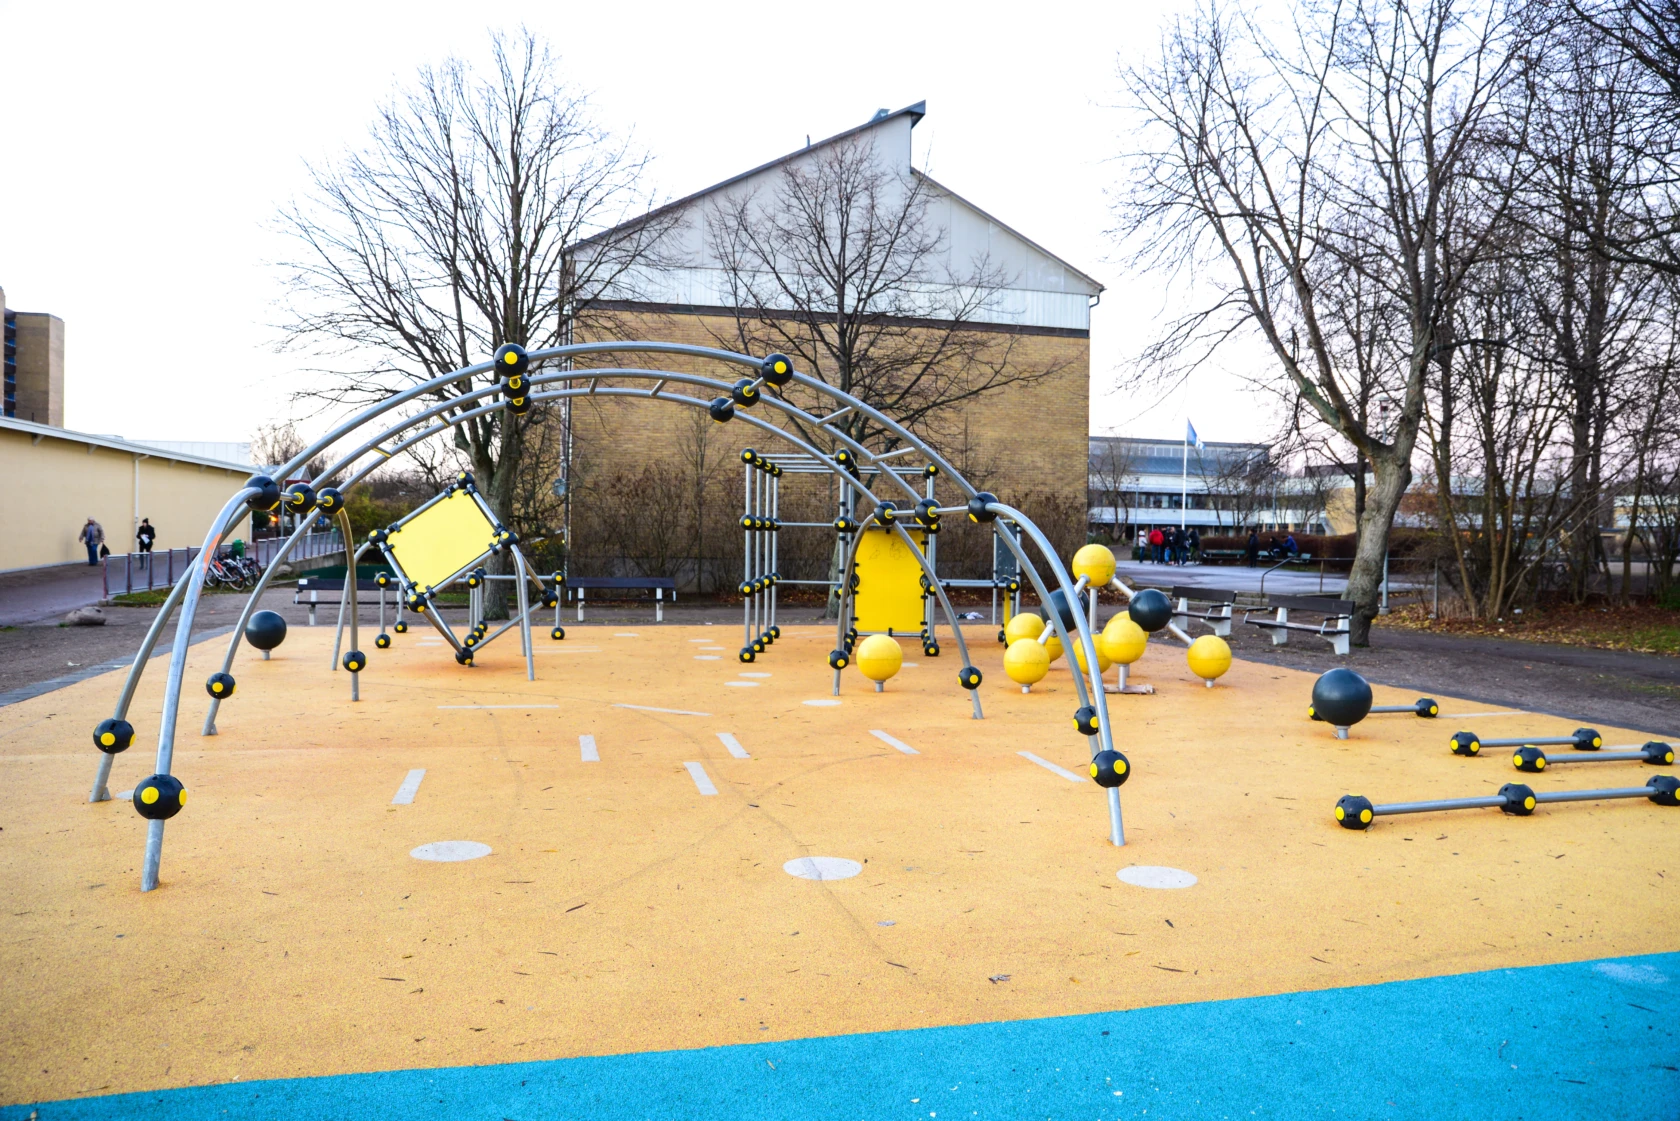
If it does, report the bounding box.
[0,416,253,472]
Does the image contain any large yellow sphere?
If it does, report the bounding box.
[1004,613,1044,643]
[1071,543,1117,587]
[1003,638,1050,686]
[1043,632,1064,663]
[1100,615,1148,665]
[1072,635,1112,675]
[855,634,904,683]
[1187,634,1233,685]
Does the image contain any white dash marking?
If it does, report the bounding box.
[689,639,713,644]
[614,632,640,638]
[694,655,721,661]
[613,703,712,717]
[803,699,841,707]
[724,681,759,687]
[684,762,718,795]
[392,768,426,804]
[1018,751,1082,783]
[739,672,772,678]
[870,730,919,755]
[437,704,560,710]
[717,732,750,759]
[580,735,599,762]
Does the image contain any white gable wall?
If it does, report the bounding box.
[587,109,1100,332]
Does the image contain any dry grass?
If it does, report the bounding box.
[1377,601,1680,657]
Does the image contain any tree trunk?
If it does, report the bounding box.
[1345,453,1411,645]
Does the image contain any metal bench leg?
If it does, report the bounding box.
[656,587,663,624]
[1213,606,1232,638]
[577,588,585,623]
[307,602,317,627]
[1330,628,1350,656]
[1174,596,1190,632]
[1271,607,1289,646]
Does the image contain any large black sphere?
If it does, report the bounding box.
[93,718,135,754]
[245,610,287,651]
[1128,588,1173,633]
[1044,588,1092,633]
[1090,750,1130,788]
[1311,668,1373,729]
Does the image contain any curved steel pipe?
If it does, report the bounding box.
[888,521,983,719]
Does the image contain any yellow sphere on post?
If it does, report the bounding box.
[855,634,904,691]
[1071,543,1117,587]
[1004,613,1044,644]
[1100,615,1148,665]
[1042,632,1064,663]
[1187,634,1233,687]
[1003,638,1050,691]
[1072,636,1112,675]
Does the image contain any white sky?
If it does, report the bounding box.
[0,0,1275,447]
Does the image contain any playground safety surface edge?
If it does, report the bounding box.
[1,624,1675,1113]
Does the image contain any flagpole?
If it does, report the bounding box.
[1180,425,1188,530]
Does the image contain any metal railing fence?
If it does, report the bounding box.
[102,529,343,596]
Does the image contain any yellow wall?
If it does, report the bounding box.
[0,426,251,571]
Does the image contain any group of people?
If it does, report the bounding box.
[1138,525,1201,565]
[1243,529,1301,566]
[77,517,157,566]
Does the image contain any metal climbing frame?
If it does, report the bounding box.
[91,342,1125,894]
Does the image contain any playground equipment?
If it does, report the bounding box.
[855,634,905,691]
[1314,696,1438,720]
[1335,775,1680,829]
[1448,726,1603,757]
[1511,741,1673,773]
[1099,614,1148,692]
[1186,635,1232,687]
[244,610,287,660]
[1246,595,1354,656]
[89,340,1134,892]
[1128,588,1174,633]
[1310,668,1374,738]
[1004,638,1051,692]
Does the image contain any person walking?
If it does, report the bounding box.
[78,517,105,566]
[1187,526,1201,565]
[1148,526,1164,564]
[136,518,156,566]
[1245,529,1260,567]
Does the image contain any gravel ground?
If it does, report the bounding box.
[3,590,1676,736]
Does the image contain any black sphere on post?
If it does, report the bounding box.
[375,633,391,649]
[1334,794,1374,830]
[133,774,186,820]
[244,475,282,512]
[1414,697,1439,718]
[1641,741,1674,765]
[828,649,849,670]
[1498,783,1537,816]
[1073,705,1100,736]
[958,665,982,690]
[709,397,735,422]
[1310,668,1372,738]
[1449,731,1481,756]
[315,487,345,514]
[1128,588,1173,633]
[966,492,998,524]
[731,378,761,407]
[739,646,756,663]
[343,650,366,673]
[205,672,236,700]
[760,353,795,386]
[245,610,287,658]
[393,620,408,634]
[494,342,529,376]
[1512,746,1547,773]
[1090,750,1130,788]
[1572,727,1603,751]
[1045,588,1091,633]
[284,483,317,514]
[93,718,135,754]
[1647,775,1680,806]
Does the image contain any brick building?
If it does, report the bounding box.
[561,104,1101,585]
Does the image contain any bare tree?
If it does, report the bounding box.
[1088,438,1140,543]
[703,136,1071,455]
[1117,0,1525,643]
[274,30,667,614]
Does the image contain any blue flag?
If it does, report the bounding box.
[1186,420,1204,451]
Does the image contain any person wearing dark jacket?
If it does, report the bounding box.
[1245,530,1260,567]
[1186,527,1201,564]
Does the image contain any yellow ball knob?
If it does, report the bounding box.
[855,634,904,683]
[1100,615,1147,665]
[1072,636,1112,675]
[1003,638,1051,685]
[1004,613,1044,644]
[1187,634,1232,684]
[1071,543,1116,587]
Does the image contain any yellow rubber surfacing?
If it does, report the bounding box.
[0,625,1675,1105]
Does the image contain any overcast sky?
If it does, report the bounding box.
[0,0,1274,447]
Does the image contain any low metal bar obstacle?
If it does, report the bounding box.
[1511,741,1674,773]
[1336,775,1680,829]
[1448,726,1602,756]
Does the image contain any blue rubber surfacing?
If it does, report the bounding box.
[8,952,1676,1121]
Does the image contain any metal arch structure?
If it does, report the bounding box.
[88,342,1126,892]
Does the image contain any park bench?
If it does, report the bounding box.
[1244,593,1353,656]
[1171,586,1236,637]
[567,576,677,623]
[293,577,386,626]
[1198,548,1245,563]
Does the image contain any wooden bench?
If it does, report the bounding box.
[567,576,678,622]
[293,577,386,626]
[1171,586,1236,637]
[1244,594,1353,655]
